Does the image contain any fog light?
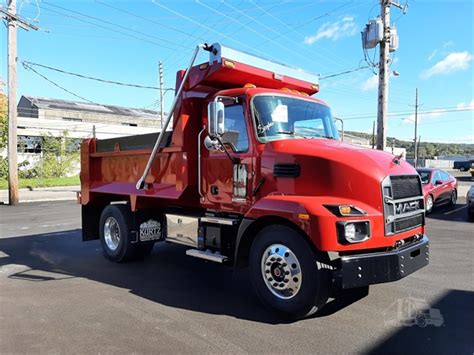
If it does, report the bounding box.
[337,221,370,244]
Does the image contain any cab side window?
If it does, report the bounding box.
[222,104,249,153]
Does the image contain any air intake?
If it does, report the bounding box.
[273,164,300,178]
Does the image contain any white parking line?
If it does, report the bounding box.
[444,205,467,215]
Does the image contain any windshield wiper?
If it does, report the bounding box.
[276,131,310,139]
[276,130,294,135]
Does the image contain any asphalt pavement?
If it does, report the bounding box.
[0,198,473,353]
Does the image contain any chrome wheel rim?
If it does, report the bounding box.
[426,196,433,212]
[261,244,302,300]
[104,217,121,251]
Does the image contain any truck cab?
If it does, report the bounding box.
[79,43,429,319]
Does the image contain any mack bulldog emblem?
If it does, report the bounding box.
[395,200,421,214]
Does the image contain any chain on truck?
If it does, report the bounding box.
[78,43,429,319]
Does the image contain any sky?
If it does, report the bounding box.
[1,0,473,144]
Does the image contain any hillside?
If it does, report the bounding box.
[346,131,474,159]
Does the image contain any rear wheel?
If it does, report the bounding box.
[249,225,331,319]
[449,189,457,206]
[99,204,154,262]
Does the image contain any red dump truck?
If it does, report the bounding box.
[79,43,429,319]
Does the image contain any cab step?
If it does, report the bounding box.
[186,249,228,263]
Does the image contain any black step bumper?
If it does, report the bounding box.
[336,235,429,289]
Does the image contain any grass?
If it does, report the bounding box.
[0,176,80,190]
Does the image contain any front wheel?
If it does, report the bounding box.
[425,195,434,214]
[249,225,331,319]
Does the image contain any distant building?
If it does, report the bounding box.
[342,133,406,159]
[343,133,370,146]
[16,96,165,151]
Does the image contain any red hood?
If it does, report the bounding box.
[268,138,416,180]
[260,138,418,211]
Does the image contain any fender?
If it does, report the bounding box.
[234,194,401,267]
[234,195,312,267]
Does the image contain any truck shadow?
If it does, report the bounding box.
[0,229,359,324]
[363,289,474,354]
[426,202,471,224]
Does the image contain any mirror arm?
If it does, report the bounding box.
[215,136,239,164]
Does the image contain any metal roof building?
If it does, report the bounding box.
[17,96,164,142]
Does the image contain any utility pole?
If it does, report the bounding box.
[159,61,164,129]
[2,0,39,205]
[6,0,19,205]
[413,88,419,167]
[376,0,391,151]
[372,120,376,149]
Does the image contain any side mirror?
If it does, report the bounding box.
[435,180,443,186]
[208,101,225,138]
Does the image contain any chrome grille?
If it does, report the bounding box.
[390,175,422,199]
[394,214,424,233]
[382,175,425,235]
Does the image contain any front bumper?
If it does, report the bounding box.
[335,235,429,289]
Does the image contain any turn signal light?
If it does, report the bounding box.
[298,213,310,220]
[223,60,235,68]
[244,83,256,88]
[339,206,352,216]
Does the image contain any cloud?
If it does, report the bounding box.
[457,100,474,109]
[361,75,378,91]
[304,16,356,44]
[420,51,473,79]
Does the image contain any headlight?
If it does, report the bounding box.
[337,221,370,244]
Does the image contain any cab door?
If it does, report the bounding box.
[203,100,254,211]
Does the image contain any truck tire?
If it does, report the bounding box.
[249,225,331,319]
[99,204,152,262]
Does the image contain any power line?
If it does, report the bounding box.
[220,0,350,72]
[341,107,474,120]
[150,0,287,66]
[95,0,204,42]
[22,63,95,103]
[195,0,323,68]
[40,2,192,53]
[250,0,359,69]
[23,61,174,91]
[320,66,370,80]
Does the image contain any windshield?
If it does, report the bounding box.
[252,95,340,142]
[418,171,431,184]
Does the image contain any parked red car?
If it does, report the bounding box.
[416,168,458,213]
